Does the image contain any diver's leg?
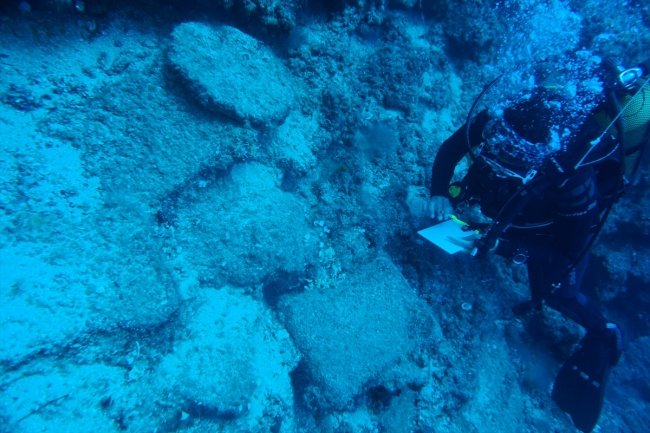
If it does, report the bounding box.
[526,250,553,307]
[545,254,623,433]
[544,254,608,331]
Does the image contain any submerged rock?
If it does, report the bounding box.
[1,364,129,433]
[279,256,436,410]
[158,286,300,431]
[197,0,301,31]
[270,110,320,175]
[167,22,295,126]
[174,162,318,287]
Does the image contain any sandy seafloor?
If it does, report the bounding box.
[0,1,649,432]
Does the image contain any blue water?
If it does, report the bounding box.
[0,1,648,432]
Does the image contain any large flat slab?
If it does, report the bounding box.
[280,256,434,410]
[168,22,295,125]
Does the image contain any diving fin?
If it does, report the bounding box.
[551,324,622,433]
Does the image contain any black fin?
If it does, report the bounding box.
[551,326,621,432]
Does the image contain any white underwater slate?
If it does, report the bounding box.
[418,219,475,255]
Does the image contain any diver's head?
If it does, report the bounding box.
[471,52,607,180]
[481,88,566,176]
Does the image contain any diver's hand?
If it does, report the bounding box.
[448,231,481,254]
[428,196,453,221]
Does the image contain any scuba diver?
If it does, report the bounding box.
[426,53,650,432]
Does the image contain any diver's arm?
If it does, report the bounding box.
[428,128,469,220]
[430,127,467,197]
[430,111,488,197]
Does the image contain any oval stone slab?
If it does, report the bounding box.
[168,22,295,125]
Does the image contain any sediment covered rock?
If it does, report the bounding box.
[174,162,318,287]
[158,286,300,431]
[279,256,436,410]
[167,22,295,126]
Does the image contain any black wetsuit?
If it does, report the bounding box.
[430,114,610,331]
[430,60,650,432]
